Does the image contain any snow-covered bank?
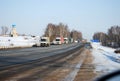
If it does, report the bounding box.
[91,42,120,75]
[0,36,39,49]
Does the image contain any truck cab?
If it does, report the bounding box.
[40,37,50,47]
[64,37,68,44]
[54,37,64,45]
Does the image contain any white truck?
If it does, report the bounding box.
[40,37,50,47]
[64,37,69,44]
[53,37,64,45]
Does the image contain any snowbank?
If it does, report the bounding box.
[0,36,38,49]
[91,42,120,75]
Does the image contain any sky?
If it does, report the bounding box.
[0,0,120,40]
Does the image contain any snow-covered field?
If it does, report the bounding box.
[91,42,120,75]
[0,36,39,49]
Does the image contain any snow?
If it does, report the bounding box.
[91,42,120,75]
[0,36,39,48]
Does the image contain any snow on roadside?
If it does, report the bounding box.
[0,36,38,48]
[91,42,120,75]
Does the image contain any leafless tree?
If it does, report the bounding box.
[1,26,9,35]
[43,23,56,42]
[108,26,120,47]
[58,23,70,37]
[93,25,120,48]
[44,23,69,42]
[93,32,109,46]
[70,30,82,41]
[43,23,82,42]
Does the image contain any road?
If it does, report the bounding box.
[0,43,87,81]
[0,43,81,68]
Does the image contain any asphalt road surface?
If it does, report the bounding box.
[0,43,83,69]
[0,43,85,81]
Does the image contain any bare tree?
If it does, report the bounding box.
[108,26,120,47]
[93,32,103,42]
[58,23,70,37]
[70,30,82,41]
[43,23,55,42]
[1,26,9,35]
[93,25,120,48]
[43,23,71,42]
[43,23,82,42]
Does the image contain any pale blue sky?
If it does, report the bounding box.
[0,0,120,40]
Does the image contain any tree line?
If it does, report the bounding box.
[0,23,83,42]
[93,25,120,48]
[43,23,82,42]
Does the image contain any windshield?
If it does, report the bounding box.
[64,39,67,41]
[41,39,46,41]
[0,0,120,81]
[56,39,60,41]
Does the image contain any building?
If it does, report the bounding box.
[10,24,18,37]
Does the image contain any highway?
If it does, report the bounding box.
[0,43,85,81]
[0,43,82,67]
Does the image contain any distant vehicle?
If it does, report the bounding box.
[85,42,92,49]
[69,38,74,43]
[54,37,64,45]
[74,40,78,43]
[40,37,50,47]
[64,37,68,44]
[114,48,120,53]
[32,36,41,47]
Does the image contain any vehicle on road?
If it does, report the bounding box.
[54,37,64,45]
[40,37,50,47]
[64,37,69,44]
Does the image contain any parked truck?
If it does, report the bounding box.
[40,37,50,47]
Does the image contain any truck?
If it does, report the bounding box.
[40,37,50,47]
[64,37,69,44]
[54,37,64,45]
